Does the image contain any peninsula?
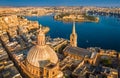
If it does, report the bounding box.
[54,13,99,22]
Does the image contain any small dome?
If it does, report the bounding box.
[27,45,58,67]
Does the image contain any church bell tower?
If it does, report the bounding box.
[70,22,77,47]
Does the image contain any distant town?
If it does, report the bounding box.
[0,6,120,17]
[0,6,120,78]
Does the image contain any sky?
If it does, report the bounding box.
[0,0,120,7]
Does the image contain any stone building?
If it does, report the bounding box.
[21,27,63,78]
[63,45,92,60]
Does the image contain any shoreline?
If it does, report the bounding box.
[54,13,99,23]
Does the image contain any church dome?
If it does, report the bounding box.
[26,45,58,67]
[26,27,58,68]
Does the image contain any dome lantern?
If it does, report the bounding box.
[37,27,45,46]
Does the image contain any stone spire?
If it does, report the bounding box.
[70,22,77,47]
[72,22,76,34]
[37,27,45,46]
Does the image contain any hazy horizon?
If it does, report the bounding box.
[0,0,120,7]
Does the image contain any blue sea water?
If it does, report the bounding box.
[26,15,120,51]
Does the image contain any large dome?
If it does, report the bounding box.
[25,27,63,78]
[26,27,58,68]
[26,45,58,67]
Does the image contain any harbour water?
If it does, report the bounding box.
[26,15,120,51]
